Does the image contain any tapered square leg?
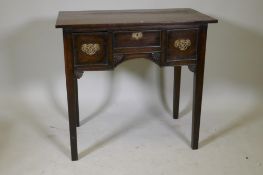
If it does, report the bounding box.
[191,64,204,149]
[191,24,207,150]
[63,31,78,161]
[66,76,79,160]
[74,79,80,127]
[173,66,181,119]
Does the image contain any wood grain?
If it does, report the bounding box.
[56,8,218,28]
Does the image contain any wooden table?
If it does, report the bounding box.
[56,8,218,161]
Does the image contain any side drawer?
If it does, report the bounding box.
[73,32,109,66]
[166,29,198,62]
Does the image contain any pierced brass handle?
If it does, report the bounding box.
[81,43,100,55]
[131,32,143,40]
[174,39,191,51]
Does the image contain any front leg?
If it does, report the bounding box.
[173,66,181,119]
[191,24,207,149]
[191,63,204,149]
[74,78,80,127]
[63,31,78,160]
[65,73,79,160]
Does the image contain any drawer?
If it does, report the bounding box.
[166,29,198,62]
[73,32,109,66]
[113,30,161,48]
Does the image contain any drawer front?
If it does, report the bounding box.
[166,29,198,62]
[114,30,161,48]
[73,32,109,66]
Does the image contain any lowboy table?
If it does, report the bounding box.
[56,8,218,161]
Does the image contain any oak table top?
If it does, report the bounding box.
[56,8,217,28]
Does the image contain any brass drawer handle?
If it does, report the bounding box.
[131,32,143,40]
[174,39,191,51]
[81,43,100,55]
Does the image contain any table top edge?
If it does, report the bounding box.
[55,8,218,29]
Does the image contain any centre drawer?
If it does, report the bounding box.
[113,30,161,48]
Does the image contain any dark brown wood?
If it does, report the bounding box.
[173,66,181,119]
[114,47,161,54]
[63,30,78,161]
[151,52,161,64]
[113,52,162,67]
[73,32,108,65]
[62,24,201,33]
[191,25,208,149]
[164,59,196,66]
[166,28,198,62]
[75,70,84,79]
[113,30,161,48]
[188,65,196,72]
[56,8,218,29]
[113,54,125,66]
[56,9,217,161]
[74,79,80,127]
[160,30,167,66]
